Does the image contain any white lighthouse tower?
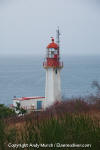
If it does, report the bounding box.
[43,29,63,108]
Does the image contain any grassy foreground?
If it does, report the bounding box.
[0,99,100,150]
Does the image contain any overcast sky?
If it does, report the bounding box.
[0,0,100,56]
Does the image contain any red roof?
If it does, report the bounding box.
[13,97,45,101]
[47,38,59,49]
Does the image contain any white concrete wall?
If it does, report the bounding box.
[45,68,54,107]
[20,99,36,110]
[45,68,62,108]
[13,98,44,110]
[54,69,62,101]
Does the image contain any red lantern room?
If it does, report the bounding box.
[43,38,63,68]
[47,38,59,49]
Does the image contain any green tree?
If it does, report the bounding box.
[15,102,27,115]
[0,120,6,150]
[0,104,16,119]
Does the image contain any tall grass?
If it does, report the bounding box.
[1,99,100,150]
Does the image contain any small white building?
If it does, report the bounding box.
[13,96,45,112]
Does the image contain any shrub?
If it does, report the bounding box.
[0,104,16,119]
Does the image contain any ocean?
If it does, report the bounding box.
[0,55,100,105]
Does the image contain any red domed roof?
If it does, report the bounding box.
[47,38,59,49]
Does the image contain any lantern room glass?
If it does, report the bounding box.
[47,48,58,58]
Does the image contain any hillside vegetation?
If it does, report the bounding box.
[0,98,100,150]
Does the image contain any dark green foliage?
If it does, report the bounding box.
[15,102,27,115]
[0,120,6,150]
[0,104,16,119]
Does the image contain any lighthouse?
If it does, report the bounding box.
[43,29,63,108]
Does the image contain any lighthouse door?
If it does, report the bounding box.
[37,101,42,110]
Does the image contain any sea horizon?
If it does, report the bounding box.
[0,54,100,106]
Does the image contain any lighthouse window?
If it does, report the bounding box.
[48,51,51,57]
[55,50,58,54]
[51,51,54,58]
[48,50,54,58]
[55,69,57,74]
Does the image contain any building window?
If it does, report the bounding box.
[37,101,42,110]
